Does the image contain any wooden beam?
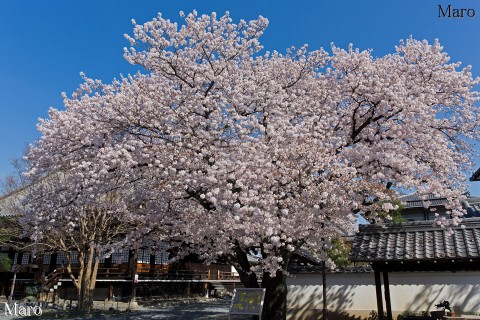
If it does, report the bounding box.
[383,271,393,320]
[372,260,480,272]
[374,269,384,320]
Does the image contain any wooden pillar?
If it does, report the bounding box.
[7,249,15,264]
[383,271,393,320]
[49,252,57,273]
[108,283,113,301]
[204,283,209,298]
[129,248,138,302]
[16,252,23,265]
[32,255,43,282]
[150,253,155,274]
[104,255,112,268]
[374,269,385,320]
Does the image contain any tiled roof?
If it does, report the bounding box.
[399,194,444,202]
[398,194,480,216]
[350,218,480,262]
[398,194,449,208]
[470,167,480,181]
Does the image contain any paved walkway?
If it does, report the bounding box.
[0,298,253,319]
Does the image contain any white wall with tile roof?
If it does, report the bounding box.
[287,272,480,320]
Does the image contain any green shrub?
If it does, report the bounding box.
[397,310,430,320]
[0,253,12,272]
[368,310,387,320]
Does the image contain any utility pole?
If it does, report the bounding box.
[322,260,328,320]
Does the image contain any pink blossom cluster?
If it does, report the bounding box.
[23,11,479,275]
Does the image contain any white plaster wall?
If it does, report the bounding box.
[287,272,480,319]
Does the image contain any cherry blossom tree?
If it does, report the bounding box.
[22,173,140,311]
[24,11,479,319]
[21,100,149,310]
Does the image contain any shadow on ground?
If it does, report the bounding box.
[6,298,254,320]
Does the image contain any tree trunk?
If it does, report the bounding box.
[231,244,290,320]
[260,271,287,320]
[76,245,99,312]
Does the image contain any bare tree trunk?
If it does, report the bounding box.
[130,247,138,303]
[232,244,290,320]
[90,255,100,293]
[77,245,97,311]
[231,243,260,289]
[70,252,83,307]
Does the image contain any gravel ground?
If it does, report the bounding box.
[0,298,253,319]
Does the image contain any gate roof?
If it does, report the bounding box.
[350,218,480,264]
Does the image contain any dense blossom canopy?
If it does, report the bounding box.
[25,11,479,275]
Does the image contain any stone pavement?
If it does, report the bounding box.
[0,297,253,319]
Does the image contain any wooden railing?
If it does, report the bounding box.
[143,269,210,280]
[53,267,244,281]
[217,271,240,280]
[96,267,130,278]
[61,267,130,279]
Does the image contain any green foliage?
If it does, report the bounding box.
[25,284,40,296]
[0,216,21,244]
[327,238,352,267]
[397,310,430,320]
[370,309,432,320]
[0,253,12,272]
[368,310,386,320]
[378,199,407,223]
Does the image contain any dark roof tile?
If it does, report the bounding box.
[350,218,480,262]
[470,168,480,181]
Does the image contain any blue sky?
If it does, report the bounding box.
[1,0,479,194]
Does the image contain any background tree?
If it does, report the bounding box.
[22,157,145,309]
[0,214,15,273]
[24,11,479,320]
[0,253,12,272]
[0,153,32,261]
[328,238,352,268]
[0,151,31,195]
